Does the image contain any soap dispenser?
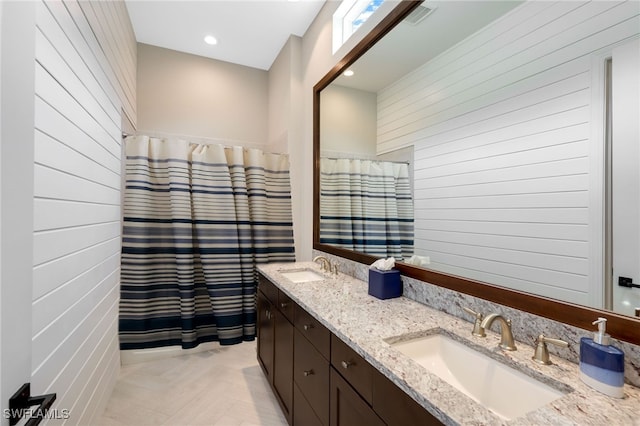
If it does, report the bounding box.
[579,317,625,398]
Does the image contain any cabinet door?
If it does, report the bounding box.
[330,368,384,426]
[257,291,274,383]
[294,383,323,426]
[294,328,330,425]
[273,309,294,424]
[373,369,443,426]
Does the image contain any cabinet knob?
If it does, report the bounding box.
[303,369,314,377]
[280,302,288,309]
[303,324,313,331]
[341,360,352,369]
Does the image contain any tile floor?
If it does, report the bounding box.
[96,341,288,426]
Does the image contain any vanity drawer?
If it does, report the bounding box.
[258,273,279,305]
[278,290,295,322]
[294,328,330,425]
[330,334,373,404]
[294,303,330,359]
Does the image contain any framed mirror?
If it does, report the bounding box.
[313,0,640,344]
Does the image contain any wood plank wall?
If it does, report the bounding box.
[377,1,640,306]
[31,0,135,423]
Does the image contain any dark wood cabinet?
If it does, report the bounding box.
[274,309,294,423]
[372,366,443,426]
[257,278,293,424]
[294,303,330,359]
[330,368,385,426]
[294,383,323,426]
[257,290,274,382]
[292,301,331,426]
[331,334,374,404]
[257,272,443,426]
[259,274,279,304]
[294,328,330,425]
[279,290,295,322]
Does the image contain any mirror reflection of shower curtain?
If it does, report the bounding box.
[320,157,414,259]
[119,136,295,350]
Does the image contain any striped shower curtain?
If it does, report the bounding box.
[119,136,295,350]
[320,158,414,260]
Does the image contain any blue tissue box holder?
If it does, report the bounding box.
[368,269,402,300]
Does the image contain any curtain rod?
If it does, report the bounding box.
[121,131,288,157]
[321,156,409,165]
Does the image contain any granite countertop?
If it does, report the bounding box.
[258,262,640,426]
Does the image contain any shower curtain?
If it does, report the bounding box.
[319,157,414,260]
[119,136,295,350]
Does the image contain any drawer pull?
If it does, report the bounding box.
[303,369,314,377]
[280,302,288,309]
[265,309,271,320]
[341,360,352,369]
[303,324,314,331]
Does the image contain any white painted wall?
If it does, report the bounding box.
[268,35,304,256]
[377,1,640,306]
[30,1,136,423]
[0,0,3,407]
[137,43,269,147]
[1,2,36,424]
[269,36,296,155]
[0,0,2,403]
[320,84,377,158]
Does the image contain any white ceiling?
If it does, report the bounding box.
[125,0,326,71]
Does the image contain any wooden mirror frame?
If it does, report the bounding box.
[312,0,640,345]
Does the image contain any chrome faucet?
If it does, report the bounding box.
[313,255,332,273]
[480,313,517,351]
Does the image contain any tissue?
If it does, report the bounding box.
[368,257,401,299]
[370,257,396,271]
[405,255,430,266]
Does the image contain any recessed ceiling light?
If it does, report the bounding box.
[343,69,354,77]
[204,35,218,45]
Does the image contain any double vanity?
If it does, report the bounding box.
[257,261,640,425]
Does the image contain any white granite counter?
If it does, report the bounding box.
[258,262,640,426]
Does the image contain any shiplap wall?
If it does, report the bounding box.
[32,0,135,423]
[377,1,640,306]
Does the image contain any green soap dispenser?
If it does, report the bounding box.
[579,318,625,398]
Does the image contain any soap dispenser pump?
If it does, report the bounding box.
[579,317,625,398]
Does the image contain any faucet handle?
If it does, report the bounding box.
[532,334,569,365]
[462,307,486,337]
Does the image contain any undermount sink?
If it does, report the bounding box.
[387,332,567,420]
[279,268,327,283]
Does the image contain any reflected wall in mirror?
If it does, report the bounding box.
[315,0,640,335]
